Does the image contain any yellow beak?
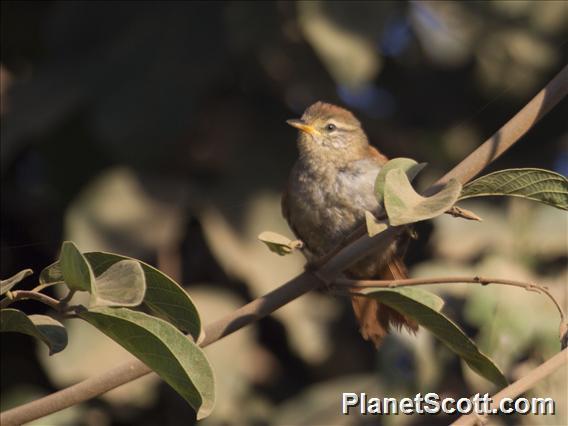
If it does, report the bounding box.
[286,119,320,136]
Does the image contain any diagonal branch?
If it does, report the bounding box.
[2,64,567,426]
[451,348,568,426]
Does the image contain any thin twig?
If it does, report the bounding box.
[334,276,566,324]
[0,290,61,311]
[31,281,65,293]
[1,64,567,426]
[451,348,568,426]
[59,290,76,307]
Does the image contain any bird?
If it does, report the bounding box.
[282,101,417,348]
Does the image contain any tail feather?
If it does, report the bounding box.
[350,257,418,348]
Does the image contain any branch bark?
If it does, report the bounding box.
[2,64,567,426]
[451,348,568,426]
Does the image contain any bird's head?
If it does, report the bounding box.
[287,101,369,162]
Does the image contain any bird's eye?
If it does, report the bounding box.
[325,123,337,132]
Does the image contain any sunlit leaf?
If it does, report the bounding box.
[79,307,215,419]
[365,211,388,237]
[370,287,445,312]
[375,158,427,204]
[91,260,146,308]
[59,241,94,292]
[363,287,507,387]
[1,269,33,295]
[0,308,68,355]
[258,231,303,256]
[384,169,462,226]
[459,168,568,210]
[84,252,201,339]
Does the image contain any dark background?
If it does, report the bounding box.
[1,1,567,425]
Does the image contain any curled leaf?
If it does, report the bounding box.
[84,252,201,340]
[365,211,388,237]
[258,231,303,256]
[91,260,146,308]
[384,169,462,226]
[0,308,68,355]
[43,251,201,339]
[1,269,33,295]
[375,158,428,204]
[459,168,568,210]
[39,261,62,285]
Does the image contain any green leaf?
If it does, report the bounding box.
[84,252,201,339]
[370,287,445,312]
[1,269,33,295]
[384,169,462,226]
[364,211,388,237]
[375,158,428,204]
[459,168,568,210]
[39,261,63,285]
[40,250,201,338]
[79,307,215,419]
[59,241,94,292]
[362,287,507,387]
[258,231,303,256]
[389,287,446,311]
[91,260,146,308]
[0,308,68,355]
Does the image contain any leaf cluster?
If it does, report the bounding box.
[1,242,215,419]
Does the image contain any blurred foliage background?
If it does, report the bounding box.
[1,1,566,425]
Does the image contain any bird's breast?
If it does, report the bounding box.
[286,158,382,258]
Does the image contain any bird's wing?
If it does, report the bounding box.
[366,145,389,165]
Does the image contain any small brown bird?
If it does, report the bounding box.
[283,101,417,347]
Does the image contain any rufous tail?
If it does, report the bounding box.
[350,257,418,348]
